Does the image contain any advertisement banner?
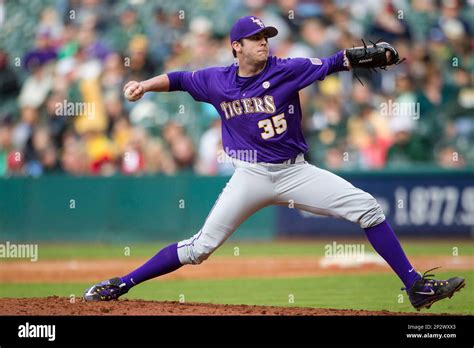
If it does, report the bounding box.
[277,172,474,237]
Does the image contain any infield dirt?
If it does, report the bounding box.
[1,255,470,283]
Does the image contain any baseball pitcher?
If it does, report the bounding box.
[84,16,465,311]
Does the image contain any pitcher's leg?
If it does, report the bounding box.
[276,163,385,228]
[178,166,274,265]
[84,166,273,301]
[276,163,419,289]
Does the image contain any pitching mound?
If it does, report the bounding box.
[0,297,441,316]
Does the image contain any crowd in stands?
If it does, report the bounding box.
[0,0,472,177]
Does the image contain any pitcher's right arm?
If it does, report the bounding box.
[123,74,170,101]
[123,69,213,103]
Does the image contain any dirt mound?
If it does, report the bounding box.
[0,297,442,316]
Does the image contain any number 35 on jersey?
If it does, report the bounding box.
[258,113,287,139]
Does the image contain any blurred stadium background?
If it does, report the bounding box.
[0,0,473,178]
[0,0,473,242]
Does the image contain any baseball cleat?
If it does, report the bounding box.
[403,267,465,311]
[83,277,128,302]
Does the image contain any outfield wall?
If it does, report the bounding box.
[0,170,473,242]
[0,175,274,242]
[278,170,474,238]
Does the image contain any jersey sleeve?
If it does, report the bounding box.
[286,50,348,90]
[167,69,212,103]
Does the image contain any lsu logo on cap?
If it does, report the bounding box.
[251,17,264,28]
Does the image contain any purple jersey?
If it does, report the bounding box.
[168,50,347,163]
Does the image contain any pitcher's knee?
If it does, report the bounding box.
[180,245,212,265]
[359,197,385,229]
[177,240,214,265]
[177,229,223,265]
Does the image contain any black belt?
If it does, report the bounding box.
[281,153,304,165]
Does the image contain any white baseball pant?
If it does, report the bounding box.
[177,154,385,265]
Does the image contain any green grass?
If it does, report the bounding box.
[1,271,472,314]
[11,239,473,260]
[1,240,472,314]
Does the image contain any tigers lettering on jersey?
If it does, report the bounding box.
[167,51,347,162]
[220,95,276,119]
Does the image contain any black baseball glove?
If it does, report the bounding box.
[345,39,405,70]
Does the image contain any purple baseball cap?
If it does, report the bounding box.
[230,16,278,43]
